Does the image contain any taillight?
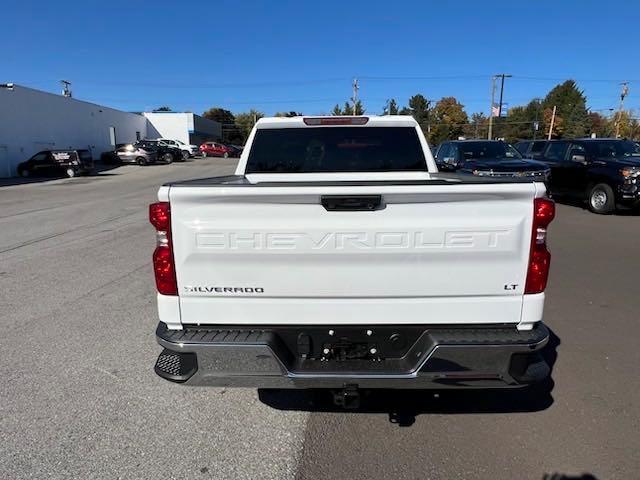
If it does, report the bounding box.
[149,202,177,295]
[525,198,555,294]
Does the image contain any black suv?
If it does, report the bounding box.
[135,140,182,163]
[515,140,548,160]
[516,138,640,214]
[435,140,549,180]
[17,149,94,178]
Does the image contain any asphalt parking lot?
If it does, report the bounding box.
[1,158,639,480]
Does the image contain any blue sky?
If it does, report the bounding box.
[3,0,639,117]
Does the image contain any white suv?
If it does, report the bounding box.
[152,139,200,160]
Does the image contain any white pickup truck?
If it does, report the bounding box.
[150,115,555,405]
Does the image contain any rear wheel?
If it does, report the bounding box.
[161,153,173,164]
[65,168,76,178]
[181,150,189,160]
[136,157,147,166]
[588,183,615,214]
[19,167,30,177]
[223,152,229,158]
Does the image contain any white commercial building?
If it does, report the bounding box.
[0,84,148,178]
[143,112,222,146]
[0,84,222,178]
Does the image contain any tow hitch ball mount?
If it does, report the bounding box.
[332,384,361,409]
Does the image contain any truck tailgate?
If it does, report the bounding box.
[168,181,540,326]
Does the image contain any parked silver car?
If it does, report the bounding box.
[115,144,158,165]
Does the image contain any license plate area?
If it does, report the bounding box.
[321,338,378,361]
[288,327,430,374]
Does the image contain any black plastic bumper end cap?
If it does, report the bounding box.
[155,348,198,383]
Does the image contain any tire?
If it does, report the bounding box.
[19,167,30,178]
[588,183,615,214]
[223,152,229,158]
[161,153,173,164]
[66,168,76,178]
[181,150,190,160]
[136,157,147,166]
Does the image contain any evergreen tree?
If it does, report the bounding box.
[383,98,399,115]
[542,80,589,138]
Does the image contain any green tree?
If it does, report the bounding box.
[397,94,431,134]
[463,112,488,139]
[202,107,238,142]
[274,111,302,117]
[383,98,399,115]
[543,106,564,139]
[429,97,468,145]
[407,94,431,128]
[542,80,589,138]
[499,106,527,142]
[154,106,172,112]
[612,110,640,139]
[202,107,235,124]
[235,109,264,142]
[333,100,364,115]
[588,112,613,138]
[489,99,542,142]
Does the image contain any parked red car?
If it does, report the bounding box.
[200,142,231,158]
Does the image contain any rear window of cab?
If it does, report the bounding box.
[245,127,427,173]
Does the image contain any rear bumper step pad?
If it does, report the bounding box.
[155,322,549,388]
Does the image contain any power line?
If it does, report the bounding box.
[30,78,351,89]
[19,74,640,92]
[514,75,639,84]
[361,75,489,81]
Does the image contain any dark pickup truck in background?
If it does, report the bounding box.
[435,140,550,180]
[516,138,640,214]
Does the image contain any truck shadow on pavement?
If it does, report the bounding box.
[259,331,560,426]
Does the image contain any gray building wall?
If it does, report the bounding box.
[191,114,222,145]
[0,85,148,178]
[143,112,221,145]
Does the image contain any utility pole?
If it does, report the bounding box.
[488,74,512,139]
[488,75,497,139]
[60,80,72,98]
[547,105,557,140]
[352,78,359,115]
[615,82,629,138]
[497,74,512,118]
